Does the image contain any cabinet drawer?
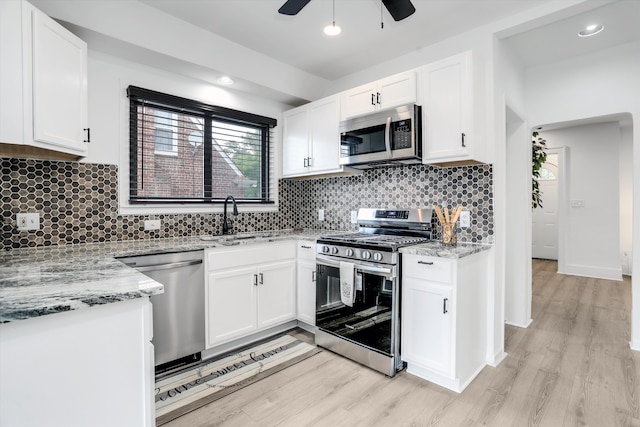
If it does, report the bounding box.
[297,241,316,261]
[402,255,453,283]
[206,240,295,270]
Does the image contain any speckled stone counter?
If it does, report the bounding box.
[0,229,329,323]
[400,241,492,258]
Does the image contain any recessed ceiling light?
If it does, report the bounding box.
[578,24,604,37]
[216,76,234,85]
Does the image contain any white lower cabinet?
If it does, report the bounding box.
[205,241,296,348]
[296,241,316,328]
[401,250,488,392]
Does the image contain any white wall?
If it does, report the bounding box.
[524,40,640,348]
[540,122,622,280]
[85,50,288,215]
[621,123,633,275]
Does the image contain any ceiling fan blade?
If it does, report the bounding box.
[278,0,311,16]
[382,0,416,21]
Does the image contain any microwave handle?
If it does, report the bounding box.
[385,116,392,158]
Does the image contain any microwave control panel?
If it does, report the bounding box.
[392,119,412,149]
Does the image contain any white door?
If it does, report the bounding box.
[532,153,559,260]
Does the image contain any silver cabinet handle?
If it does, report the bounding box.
[303,158,308,167]
[461,132,466,147]
[253,274,258,286]
[301,245,312,249]
[259,272,264,285]
[126,259,202,272]
[417,261,434,265]
[371,93,376,106]
[376,92,381,105]
[311,270,316,282]
[443,298,448,314]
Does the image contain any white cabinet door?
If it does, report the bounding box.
[308,95,340,174]
[341,81,378,119]
[31,8,87,154]
[0,1,88,159]
[421,52,472,163]
[257,260,296,329]
[206,266,257,347]
[282,106,309,176]
[378,72,417,112]
[402,277,453,376]
[341,72,416,120]
[297,259,316,326]
[282,95,346,178]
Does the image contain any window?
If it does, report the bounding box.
[154,110,178,155]
[127,86,276,204]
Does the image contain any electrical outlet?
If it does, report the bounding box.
[318,209,325,222]
[16,213,39,231]
[144,219,161,231]
[460,211,471,228]
[350,211,358,224]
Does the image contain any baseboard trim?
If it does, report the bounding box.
[505,318,533,328]
[486,351,508,367]
[564,264,623,281]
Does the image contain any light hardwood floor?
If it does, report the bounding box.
[166,260,638,426]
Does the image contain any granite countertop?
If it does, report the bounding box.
[0,229,327,324]
[400,241,492,258]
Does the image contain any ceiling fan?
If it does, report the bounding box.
[278,0,416,22]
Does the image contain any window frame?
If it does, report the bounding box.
[127,86,277,206]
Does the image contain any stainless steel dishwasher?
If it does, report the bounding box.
[119,250,205,372]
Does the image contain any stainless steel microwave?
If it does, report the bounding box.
[339,103,422,169]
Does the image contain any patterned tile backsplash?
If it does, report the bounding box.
[1,157,493,250]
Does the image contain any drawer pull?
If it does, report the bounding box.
[417,261,434,265]
[301,245,312,249]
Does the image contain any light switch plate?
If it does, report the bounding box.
[16,213,39,231]
[460,211,471,228]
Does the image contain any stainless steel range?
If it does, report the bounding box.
[314,208,433,376]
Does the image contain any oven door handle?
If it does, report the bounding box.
[316,255,395,277]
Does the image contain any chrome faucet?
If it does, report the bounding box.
[222,195,238,234]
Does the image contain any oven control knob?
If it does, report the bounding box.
[331,247,339,255]
[345,248,354,257]
[322,245,330,253]
[361,251,371,260]
[373,252,383,262]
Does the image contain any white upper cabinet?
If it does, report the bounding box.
[341,71,417,120]
[0,0,88,160]
[420,51,483,165]
[282,95,347,178]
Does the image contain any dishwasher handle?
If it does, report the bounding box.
[125,259,202,272]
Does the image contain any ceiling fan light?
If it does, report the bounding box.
[324,22,342,36]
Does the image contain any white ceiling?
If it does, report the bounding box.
[501,0,640,67]
[32,0,639,105]
[137,0,558,81]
